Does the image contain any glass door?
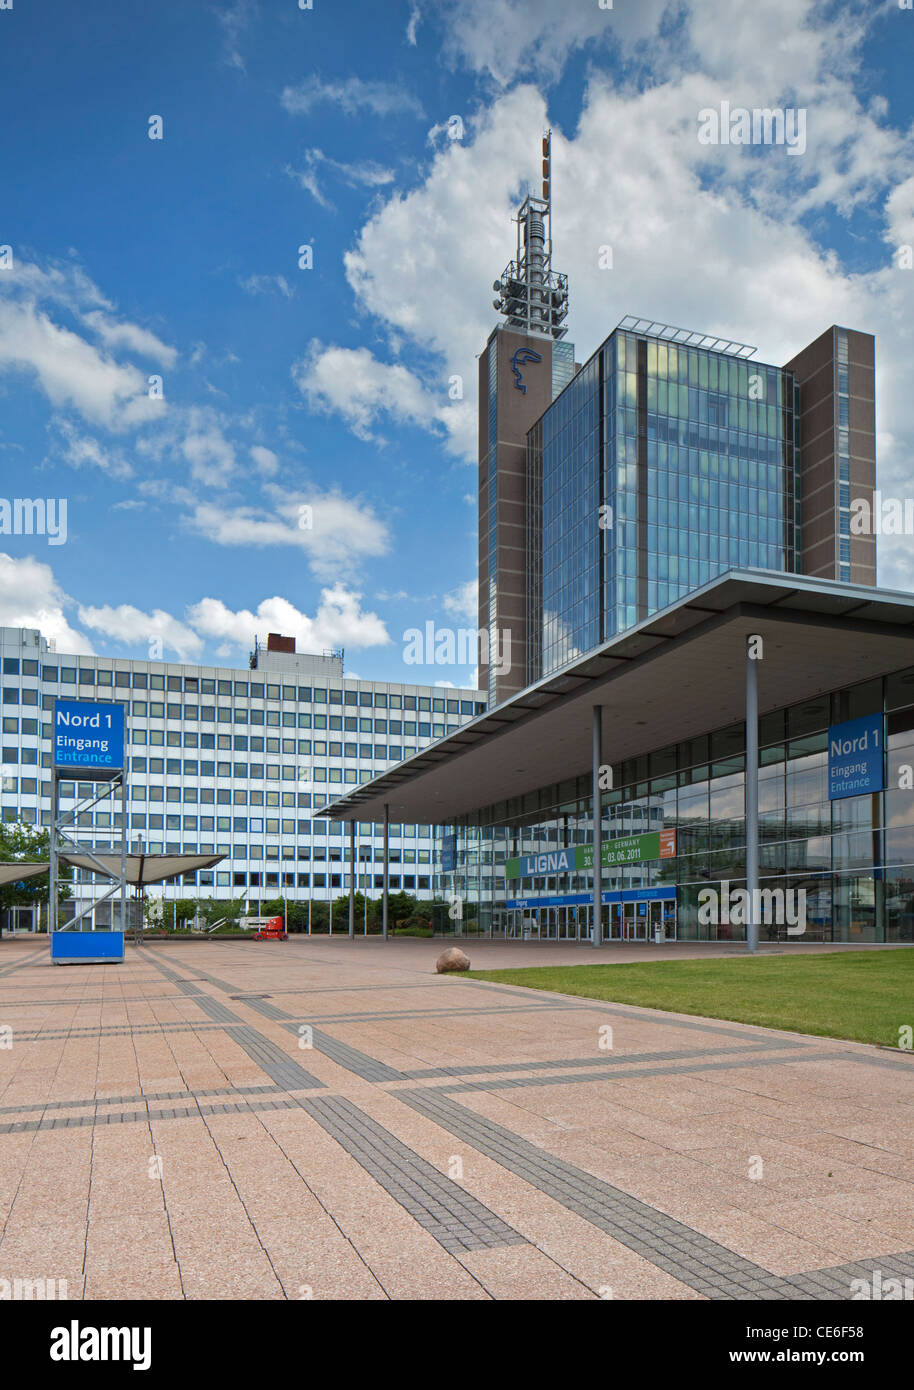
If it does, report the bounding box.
[609,903,623,940]
[623,902,636,940]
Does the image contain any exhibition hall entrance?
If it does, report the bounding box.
[608,900,677,941]
[505,898,676,941]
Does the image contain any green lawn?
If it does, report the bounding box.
[467,949,914,1047]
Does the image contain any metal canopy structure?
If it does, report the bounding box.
[321,570,914,826]
[0,861,50,887]
[50,770,128,943]
[58,850,226,944]
[616,315,757,359]
[58,852,225,887]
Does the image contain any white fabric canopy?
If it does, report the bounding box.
[0,861,50,886]
[58,852,225,887]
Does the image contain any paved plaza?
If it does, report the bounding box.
[1,935,913,1300]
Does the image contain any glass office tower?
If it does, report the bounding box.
[527,323,799,680]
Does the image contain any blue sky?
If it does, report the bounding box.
[0,0,912,682]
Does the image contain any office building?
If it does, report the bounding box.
[325,143,903,948]
[0,625,484,923]
[478,144,876,703]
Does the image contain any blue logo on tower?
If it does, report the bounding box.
[511,347,542,394]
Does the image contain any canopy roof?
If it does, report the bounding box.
[321,569,914,824]
[0,861,50,886]
[58,852,226,887]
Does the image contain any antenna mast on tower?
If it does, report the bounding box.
[492,131,569,340]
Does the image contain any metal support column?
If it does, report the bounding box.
[592,705,603,949]
[348,820,355,939]
[119,773,128,942]
[49,772,59,936]
[746,636,760,954]
[382,803,389,941]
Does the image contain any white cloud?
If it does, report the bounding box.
[406,4,421,45]
[292,340,473,457]
[52,420,134,479]
[280,75,424,119]
[285,151,395,211]
[77,604,203,661]
[82,310,178,368]
[435,0,622,84]
[238,274,295,299]
[180,408,237,487]
[0,297,162,431]
[215,0,256,72]
[250,445,279,476]
[0,554,93,655]
[188,586,390,652]
[184,488,390,582]
[443,578,477,623]
[326,5,914,585]
[0,255,177,431]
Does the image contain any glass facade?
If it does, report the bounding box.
[486,335,499,707]
[529,329,799,680]
[440,664,914,944]
[836,328,852,582]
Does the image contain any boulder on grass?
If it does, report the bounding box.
[436,947,470,974]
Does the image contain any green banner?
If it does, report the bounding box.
[506,830,675,880]
[578,832,661,870]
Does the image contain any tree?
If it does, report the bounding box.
[0,822,72,913]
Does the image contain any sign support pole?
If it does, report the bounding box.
[592,705,602,949]
[49,771,60,935]
[746,636,760,954]
[348,820,355,939]
[382,803,389,941]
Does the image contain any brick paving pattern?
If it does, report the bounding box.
[1,933,913,1300]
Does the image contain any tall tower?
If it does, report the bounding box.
[785,326,876,586]
[478,133,575,706]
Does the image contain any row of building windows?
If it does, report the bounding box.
[1,688,465,731]
[1,748,412,772]
[0,661,482,714]
[68,869,431,891]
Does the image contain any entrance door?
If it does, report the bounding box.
[649,901,664,941]
[609,904,623,941]
[623,902,637,940]
[633,902,648,941]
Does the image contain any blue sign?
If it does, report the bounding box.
[53,699,125,777]
[828,713,884,800]
[51,931,124,964]
[507,887,676,910]
[518,849,575,877]
[441,833,456,873]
